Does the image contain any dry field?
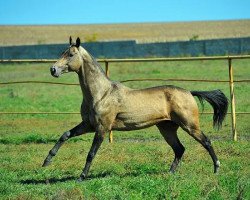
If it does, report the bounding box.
[0,20,250,46]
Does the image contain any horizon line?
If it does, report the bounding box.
[0,18,249,26]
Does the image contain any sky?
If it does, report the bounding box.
[0,0,249,25]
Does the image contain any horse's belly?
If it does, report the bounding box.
[112,108,169,131]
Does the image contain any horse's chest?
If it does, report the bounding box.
[84,101,117,130]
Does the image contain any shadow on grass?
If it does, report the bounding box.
[20,176,76,185]
[20,170,167,184]
[20,172,113,185]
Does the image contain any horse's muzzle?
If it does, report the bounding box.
[50,66,60,77]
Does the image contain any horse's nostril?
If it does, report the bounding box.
[50,67,56,75]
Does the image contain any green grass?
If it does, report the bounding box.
[0,59,250,199]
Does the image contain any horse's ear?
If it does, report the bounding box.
[69,36,72,45]
[76,37,81,48]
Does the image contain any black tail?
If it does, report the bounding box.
[191,90,228,129]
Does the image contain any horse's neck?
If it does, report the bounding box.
[78,47,112,103]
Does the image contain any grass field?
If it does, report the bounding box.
[0,20,250,46]
[0,58,250,199]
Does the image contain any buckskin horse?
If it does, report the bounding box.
[43,37,228,181]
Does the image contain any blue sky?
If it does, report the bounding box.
[0,0,249,25]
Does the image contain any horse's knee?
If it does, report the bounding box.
[59,131,71,142]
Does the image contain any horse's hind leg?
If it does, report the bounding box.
[42,122,94,167]
[177,112,220,173]
[172,102,220,173]
[186,128,220,173]
[157,121,185,173]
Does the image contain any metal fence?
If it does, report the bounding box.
[1,55,250,142]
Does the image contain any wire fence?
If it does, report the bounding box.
[1,55,250,141]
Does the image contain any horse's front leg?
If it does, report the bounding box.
[42,122,93,167]
[78,130,105,181]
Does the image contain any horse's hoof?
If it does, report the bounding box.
[42,160,51,167]
[76,176,86,182]
[214,167,219,174]
[76,178,83,183]
[76,173,87,182]
[214,160,220,173]
[169,163,178,174]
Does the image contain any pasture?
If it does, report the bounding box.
[0,59,250,199]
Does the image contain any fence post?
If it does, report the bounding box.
[105,61,113,143]
[228,58,237,141]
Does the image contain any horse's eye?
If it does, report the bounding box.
[69,53,74,57]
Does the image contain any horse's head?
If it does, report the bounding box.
[50,37,83,77]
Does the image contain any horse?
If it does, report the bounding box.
[43,37,228,181]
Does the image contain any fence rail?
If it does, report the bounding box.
[0,79,250,86]
[0,111,249,115]
[1,55,250,141]
[1,55,250,63]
